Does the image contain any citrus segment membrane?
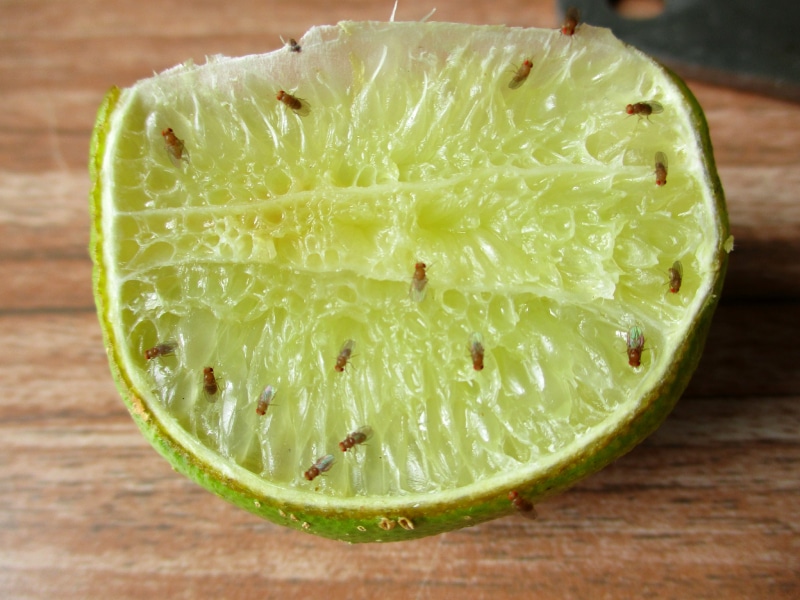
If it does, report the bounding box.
[96,22,725,515]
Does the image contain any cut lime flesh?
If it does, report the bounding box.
[92,21,728,540]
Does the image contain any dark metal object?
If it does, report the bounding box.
[558,0,800,102]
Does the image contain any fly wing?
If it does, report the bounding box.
[293,98,311,117]
[355,425,374,441]
[508,73,526,89]
[317,454,335,473]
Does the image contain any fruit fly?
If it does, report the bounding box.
[668,260,684,294]
[161,127,187,167]
[469,332,485,371]
[334,339,355,372]
[625,101,664,120]
[409,261,429,301]
[203,366,219,398]
[626,326,646,368]
[508,491,538,520]
[256,385,276,416]
[654,151,668,186]
[284,37,301,52]
[339,426,373,452]
[276,90,311,116]
[508,59,533,89]
[561,7,580,36]
[144,341,176,360]
[304,454,334,481]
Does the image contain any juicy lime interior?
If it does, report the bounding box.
[98,22,722,509]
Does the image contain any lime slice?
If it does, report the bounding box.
[90,20,729,542]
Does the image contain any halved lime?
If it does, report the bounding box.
[90,20,729,542]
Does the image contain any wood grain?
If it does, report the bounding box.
[1,1,798,599]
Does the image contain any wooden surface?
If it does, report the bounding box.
[2,1,799,598]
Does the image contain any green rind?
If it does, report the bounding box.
[90,35,729,543]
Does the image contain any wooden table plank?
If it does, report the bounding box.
[1,1,799,598]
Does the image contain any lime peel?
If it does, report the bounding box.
[91,20,729,542]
